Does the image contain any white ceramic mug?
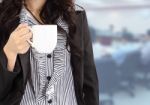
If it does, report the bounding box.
[27,25,57,53]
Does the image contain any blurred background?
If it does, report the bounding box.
[76,0,150,105]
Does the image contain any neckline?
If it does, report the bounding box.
[24,6,44,25]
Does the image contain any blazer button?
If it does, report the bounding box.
[47,54,51,58]
[48,99,52,104]
[47,76,51,81]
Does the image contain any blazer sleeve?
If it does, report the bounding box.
[82,11,99,105]
[0,27,21,100]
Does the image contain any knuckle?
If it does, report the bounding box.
[20,51,25,54]
[19,51,24,54]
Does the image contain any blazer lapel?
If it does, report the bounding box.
[18,50,31,86]
[70,11,85,105]
[71,11,83,70]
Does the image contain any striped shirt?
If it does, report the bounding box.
[19,6,78,105]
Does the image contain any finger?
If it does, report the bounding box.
[20,42,30,50]
[20,32,33,40]
[24,41,30,47]
[18,46,30,54]
[15,23,28,31]
[16,27,31,37]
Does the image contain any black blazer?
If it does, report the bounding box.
[0,8,99,105]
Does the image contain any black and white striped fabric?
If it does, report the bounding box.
[19,6,77,105]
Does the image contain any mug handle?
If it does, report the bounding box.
[27,39,34,47]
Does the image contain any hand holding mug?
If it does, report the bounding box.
[4,23,32,55]
[3,23,32,71]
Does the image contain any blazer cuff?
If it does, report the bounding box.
[0,49,20,75]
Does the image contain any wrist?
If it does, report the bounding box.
[3,45,17,58]
[3,45,17,72]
